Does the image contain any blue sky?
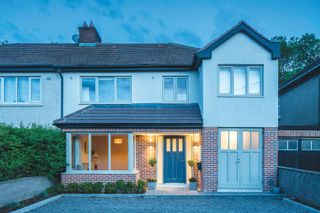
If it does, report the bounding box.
[0,0,319,47]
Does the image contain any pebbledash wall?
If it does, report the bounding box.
[201,127,278,192]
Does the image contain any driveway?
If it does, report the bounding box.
[26,196,311,213]
[29,196,315,213]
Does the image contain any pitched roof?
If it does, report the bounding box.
[0,43,198,68]
[53,103,203,128]
[279,58,320,94]
[196,21,280,61]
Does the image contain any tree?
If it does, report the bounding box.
[272,34,320,83]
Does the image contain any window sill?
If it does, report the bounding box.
[79,102,132,105]
[63,170,138,175]
[0,103,43,107]
[217,95,264,98]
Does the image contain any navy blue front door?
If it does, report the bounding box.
[164,136,186,183]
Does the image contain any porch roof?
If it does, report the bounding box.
[53,103,203,128]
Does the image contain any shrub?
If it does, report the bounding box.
[147,178,157,182]
[78,182,94,194]
[92,182,104,193]
[56,183,65,193]
[66,183,79,193]
[125,181,136,194]
[0,124,65,182]
[137,179,146,194]
[104,182,116,194]
[148,158,157,167]
[115,180,126,193]
[189,177,197,182]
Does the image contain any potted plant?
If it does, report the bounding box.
[147,158,157,190]
[188,160,195,176]
[269,179,280,194]
[189,177,197,190]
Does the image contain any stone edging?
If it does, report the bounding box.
[283,198,320,213]
[11,195,63,213]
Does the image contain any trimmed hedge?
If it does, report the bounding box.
[46,180,147,194]
[0,124,65,182]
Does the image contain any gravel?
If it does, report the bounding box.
[29,196,314,213]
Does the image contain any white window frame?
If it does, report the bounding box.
[301,139,320,151]
[218,65,263,97]
[162,76,189,103]
[80,76,132,104]
[0,76,41,104]
[67,133,135,174]
[278,140,298,151]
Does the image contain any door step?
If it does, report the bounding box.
[156,183,189,191]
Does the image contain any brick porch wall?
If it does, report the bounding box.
[135,135,156,181]
[201,127,218,192]
[263,127,278,192]
[61,173,139,184]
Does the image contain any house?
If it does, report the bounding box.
[0,21,279,192]
[279,59,320,172]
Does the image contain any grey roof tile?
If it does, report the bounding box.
[53,103,203,128]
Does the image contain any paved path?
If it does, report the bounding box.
[29,196,316,213]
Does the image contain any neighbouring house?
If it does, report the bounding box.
[279,59,320,172]
[0,21,280,192]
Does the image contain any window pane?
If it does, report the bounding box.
[91,135,108,170]
[117,78,131,102]
[220,131,229,150]
[82,78,96,102]
[177,78,187,101]
[71,134,89,170]
[17,77,29,102]
[172,138,177,152]
[166,138,171,152]
[111,135,128,170]
[31,78,40,102]
[99,78,114,102]
[243,131,250,150]
[278,140,287,150]
[178,138,183,152]
[312,140,320,150]
[301,140,311,150]
[233,67,246,95]
[248,68,261,94]
[4,77,16,102]
[251,131,260,150]
[163,78,174,101]
[229,131,238,150]
[219,68,231,94]
[288,140,297,150]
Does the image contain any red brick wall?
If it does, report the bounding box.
[135,135,156,181]
[201,127,218,192]
[263,127,278,192]
[61,173,139,184]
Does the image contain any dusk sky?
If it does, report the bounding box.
[0,0,319,47]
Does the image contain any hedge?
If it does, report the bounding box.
[46,180,147,194]
[0,123,65,182]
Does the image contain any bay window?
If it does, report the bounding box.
[81,77,131,103]
[218,66,262,96]
[69,133,133,172]
[163,76,188,102]
[0,76,41,103]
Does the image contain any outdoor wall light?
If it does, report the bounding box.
[114,138,123,144]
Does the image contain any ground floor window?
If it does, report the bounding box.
[69,133,132,172]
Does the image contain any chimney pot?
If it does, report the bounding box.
[83,21,88,27]
[89,21,95,27]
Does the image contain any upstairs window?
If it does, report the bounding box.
[163,77,188,102]
[219,66,262,96]
[278,140,298,151]
[0,77,41,103]
[81,77,131,103]
[301,139,320,151]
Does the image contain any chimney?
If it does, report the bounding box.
[78,21,102,44]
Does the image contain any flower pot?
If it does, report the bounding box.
[189,182,197,190]
[148,182,157,190]
[272,186,280,194]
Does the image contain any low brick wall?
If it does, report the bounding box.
[279,166,320,206]
[0,176,52,207]
[61,173,140,184]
